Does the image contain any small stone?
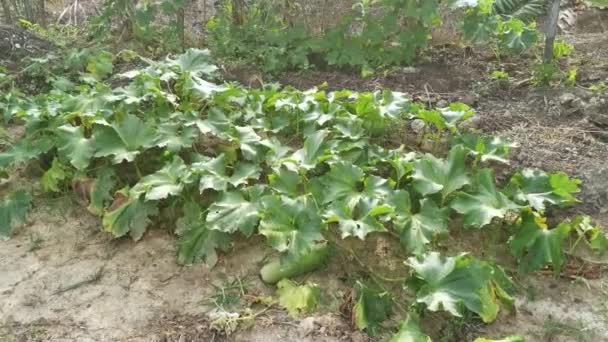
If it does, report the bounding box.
[459,94,478,106]
[559,93,577,106]
[459,116,481,131]
[350,331,369,342]
[410,119,426,134]
[402,66,420,74]
[298,317,316,336]
[437,99,448,108]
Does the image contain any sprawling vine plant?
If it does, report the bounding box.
[1,49,605,339]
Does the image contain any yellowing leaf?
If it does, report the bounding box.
[276,279,320,317]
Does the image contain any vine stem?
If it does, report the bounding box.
[133,160,142,179]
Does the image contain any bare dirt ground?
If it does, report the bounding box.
[2,7,608,342]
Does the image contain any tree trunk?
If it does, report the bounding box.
[177,6,185,49]
[1,0,12,24]
[231,0,244,25]
[544,0,561,62]
[37,0,45,26]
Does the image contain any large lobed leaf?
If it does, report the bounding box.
[407,252,513,323]
[509,210,571,275]
[176,201,231,267]
[450,169,519,228]
[259,196,326,259]
[506,169,580,211]
[412,144,470,199]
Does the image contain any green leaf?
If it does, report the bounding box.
[393,195,449,254]
[450,169,519,228]
[407,252,509,322]
[353,282,393,335]
[93,115,157,164]
[509,210,571,275]
[206,188,262,237]
[132,157,194,201]
[571,215,608,254]
[268,167,302,197]
[41,158,69,193]
[287,130,329,171]
[276,279,320,318]
[0,137,54,168]
[230,126,263,162]
[326,198,391,240]
[506,169,580,211]
[168,48,218,76]
[259,196,325,259]
[0,190,33,240]
[499,19,538,54]
[86,51,114,79]
[462,11,499,43]
[57,125,95,170]
[439,102,475,131]
[176,201,231,267]
[390,314,432,342]
[193,154,261,192]
[415,109,446,131]
[320,161,364,205]
[550,172,581,204]
[320,162,392,208]
[86,167,117,216]
[155,120,198,152]
[102,188,159,241]
[458,134,517,164]
[412,145,470,198]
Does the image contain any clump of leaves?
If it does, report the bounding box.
[1,48,606,341]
